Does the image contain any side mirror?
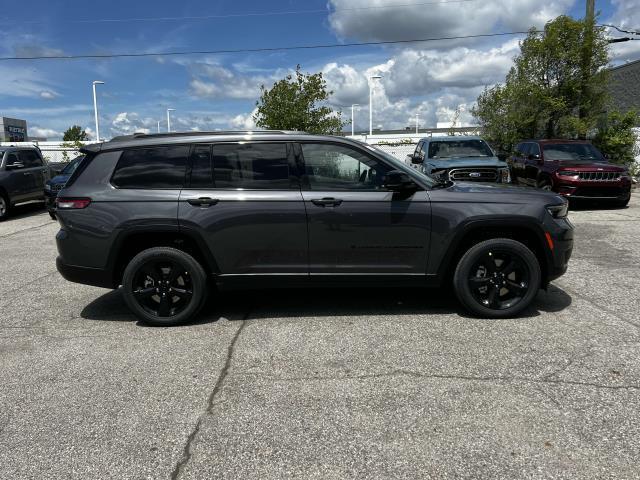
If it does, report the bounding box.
[382,170,416,191]
[5,162,24,170]
[410,154,423,165]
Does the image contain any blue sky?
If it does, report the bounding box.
[0,0,637,140]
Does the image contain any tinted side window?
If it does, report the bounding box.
[529,143,541,157]
[514,143,524,156]
[19,150,43,167]
[212,143,291,189]
[111,146,188,189]
[189,145,212,188]
[301,143,393,191]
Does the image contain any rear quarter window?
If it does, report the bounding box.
[111,146,189,189]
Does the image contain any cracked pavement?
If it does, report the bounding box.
[1,196,640,479]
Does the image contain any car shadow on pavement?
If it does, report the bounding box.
[6,202,48,220]
[80,283,572,326]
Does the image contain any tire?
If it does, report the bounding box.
[122,247,208,326]
[613,196,630,208]
[537,178,553,191]
[0,193,10,221]
[453,238,541,318]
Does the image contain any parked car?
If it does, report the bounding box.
[0,146,50,220]
[44,155,85,219]
[55,131,573,326]
[406,136,511,184]
[509,140,632,207]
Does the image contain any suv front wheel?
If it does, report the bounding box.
[122,247,208,326]
[453,238,541,318]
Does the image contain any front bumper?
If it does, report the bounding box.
[544,217,574,283]
[554,176,632,200]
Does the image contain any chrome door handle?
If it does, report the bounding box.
[311,198,343,207]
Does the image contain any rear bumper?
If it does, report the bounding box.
[56,256,115,289]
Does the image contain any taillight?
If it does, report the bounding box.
[56,197,91,209]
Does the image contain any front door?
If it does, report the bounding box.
[298,142,431,275]
[178,142,308,276]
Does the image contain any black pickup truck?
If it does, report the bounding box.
[0,146,53,220]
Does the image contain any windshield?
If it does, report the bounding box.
[61,156,84,175]
[542,143,605,162]
[428,139,493,159]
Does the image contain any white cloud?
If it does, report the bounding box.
[29,127,63,140]
[189,62,278,100]
[0,65,60,99]
[230,108,258,129]
[328,0,573,44]
[39,90,58,100]
[111,112,155,136]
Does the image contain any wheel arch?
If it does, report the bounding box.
[108,228,219,287]
[435,219,551,285]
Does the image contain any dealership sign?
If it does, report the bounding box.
[6,125,26,134]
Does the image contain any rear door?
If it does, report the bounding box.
[18,150,47,199]
[298,141,431,275]
[178,142,308,276]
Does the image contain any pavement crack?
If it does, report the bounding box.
[0,221,53,239]
[170,310,251,480]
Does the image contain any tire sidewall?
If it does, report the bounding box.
[453,238,541,318]
[0,194,9,221]
[122,247,207,326]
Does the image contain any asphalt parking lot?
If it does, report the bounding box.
[1,196,639,479]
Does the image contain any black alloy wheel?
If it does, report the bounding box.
[467,250,530,310]
[453,238,541,318]
[122,247,207,326]
[132,259,193,317]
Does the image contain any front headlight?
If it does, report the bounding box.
[557,170,579,178]
[547,203,568,219]
[44,184,52,192]
[499,167,511,183]
[431,169,448,180]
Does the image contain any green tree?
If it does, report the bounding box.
[473,15,611,153]
[593,110,640,167]
[62,125,89,142]
[254,65,346,134]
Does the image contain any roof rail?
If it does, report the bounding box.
[108,130,306,142]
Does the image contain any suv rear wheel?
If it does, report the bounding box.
[0,193,10,221]
[453,238,541,318]
[122,247,207,326]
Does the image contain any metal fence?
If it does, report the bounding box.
[0,141,89,164]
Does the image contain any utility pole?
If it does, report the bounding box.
[586,0,594,23]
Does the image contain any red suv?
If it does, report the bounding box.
[509,140,632,207]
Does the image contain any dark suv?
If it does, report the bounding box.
[509,140,632,206]
[0,146,50,220]
[55,131,574,326]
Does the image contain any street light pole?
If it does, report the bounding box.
[167,108,175,133]
[351,104,359,136]
[157,121,160,133]
[369,75,382,135]
[92,81,104,141]
[415,113,420,134]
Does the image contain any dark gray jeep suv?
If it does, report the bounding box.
[55,131,573,326]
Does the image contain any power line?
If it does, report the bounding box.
[0,31,532,62]
[600,23,640,36]
[3,0,482,25]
